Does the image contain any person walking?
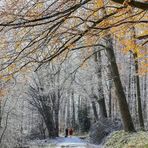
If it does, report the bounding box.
[65,128,69,137]
[69,128,73,137]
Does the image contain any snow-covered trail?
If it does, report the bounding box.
[53,137,87,148]
[29,137,102,148]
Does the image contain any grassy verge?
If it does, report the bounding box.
[104,130,148,148]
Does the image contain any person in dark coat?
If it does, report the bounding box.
[65,128,69,137]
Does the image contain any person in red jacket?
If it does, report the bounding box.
[69,128,73,137]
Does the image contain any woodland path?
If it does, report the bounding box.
[29,137,102,148]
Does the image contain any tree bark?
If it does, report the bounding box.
[94,50,107,118]
[71,90,76,128]
[106,36,135,132]
[90,88,99,121]
[133,52,144,130]
[130,25,144,130]
[66,95,71,127]
[0,100,2,128]
[143,73,147,123]
[108,84,112,118]
[111,0,148,10]
[100,1,135,132]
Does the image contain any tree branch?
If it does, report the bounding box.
[111,0,148,10]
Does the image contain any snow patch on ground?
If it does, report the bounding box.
[57,137,85,143]
[28,136,103,148]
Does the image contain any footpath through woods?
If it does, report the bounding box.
[28,137,102,148]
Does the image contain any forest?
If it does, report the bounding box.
[0,0,148,148]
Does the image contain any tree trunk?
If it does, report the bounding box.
[131,25,144,130]
[133,52,144,130]
[97,98,107,118]
[99,1,135,132]
[40,108,56,138]
[55,110,59,136]
[66,96,71,127]
[143,74,147,123]
[41,104,57,138]
[54,89,60,137]
[45,117,56,138]
[94,50,107,118]
[108,85,112,118]
[0,100,2,128]
[106,36,135,132]
[71,90,76,128]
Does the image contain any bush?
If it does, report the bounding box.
[78,106,91,133]
[89,118,122,144]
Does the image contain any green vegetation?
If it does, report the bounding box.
[104,130,148,148]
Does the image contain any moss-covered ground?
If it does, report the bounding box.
[104,130,148,148]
